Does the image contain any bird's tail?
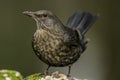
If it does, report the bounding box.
[67,12,97,35]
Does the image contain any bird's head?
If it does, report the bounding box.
[23,10,62,30]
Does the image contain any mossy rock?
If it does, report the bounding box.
[25,71,87,80]
[0,69,87,80]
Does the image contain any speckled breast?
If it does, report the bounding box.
[32,29,81,67]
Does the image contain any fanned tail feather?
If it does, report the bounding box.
[67,12,97,35]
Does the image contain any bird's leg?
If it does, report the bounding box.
[44,65,50,75]
[67,65,71,77]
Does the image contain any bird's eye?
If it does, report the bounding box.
[42,14,48,17]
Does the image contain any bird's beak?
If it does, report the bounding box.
[23,11,34,17]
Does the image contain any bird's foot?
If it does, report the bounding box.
[67,74,71,77]
[52,71,60,78]
[68,76,76,80]
[43,70,49,76]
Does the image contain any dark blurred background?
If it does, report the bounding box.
[0,0,120,80]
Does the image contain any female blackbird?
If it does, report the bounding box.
[23,10,97,75]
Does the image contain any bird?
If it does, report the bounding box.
[23,10,97,76]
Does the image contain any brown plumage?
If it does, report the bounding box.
[23,10,97,75]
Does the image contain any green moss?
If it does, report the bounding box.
[0,69,23,80]
[25,73,44,80]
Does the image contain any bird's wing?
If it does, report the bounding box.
[65,12,97,52]
[67,12,97,35]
